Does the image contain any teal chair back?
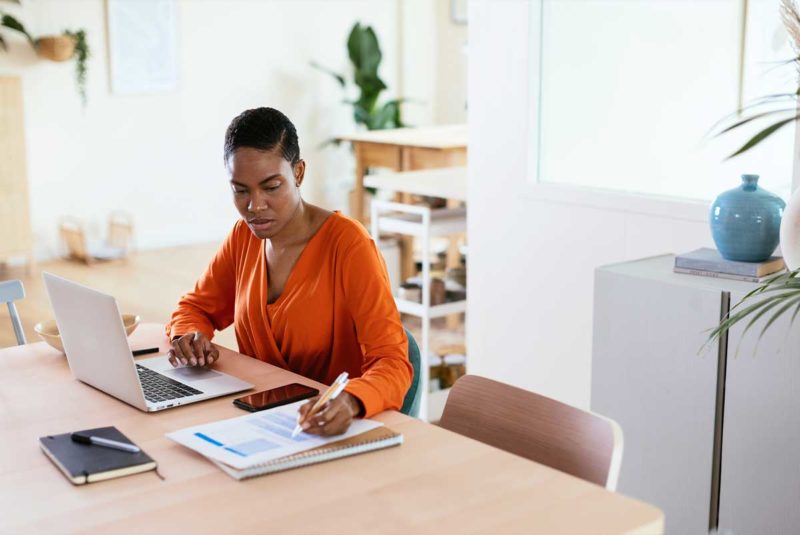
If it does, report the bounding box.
[401,329,421,417]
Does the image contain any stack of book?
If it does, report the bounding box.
[674,248,786,283]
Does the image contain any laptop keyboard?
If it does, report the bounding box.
[136,365,203,403]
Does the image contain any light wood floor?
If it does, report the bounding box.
[0,244,465,357]
[0,244,239,350]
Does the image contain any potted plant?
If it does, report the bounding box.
[34,30,89,105]
[0,1,89,105]
[312,22,407,131]
[312,23,409,212]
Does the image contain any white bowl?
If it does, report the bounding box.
[34,314,141,353]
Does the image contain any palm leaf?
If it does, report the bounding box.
[705,293,788,350]
[715,108,797,136]
[758,295,800,340]
[727,115,800,159]
[709,92,799,135]
[705,268,800,352]
[740,295,792,341]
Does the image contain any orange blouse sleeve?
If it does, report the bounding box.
[165,223,239,341]
[340,238,413,417]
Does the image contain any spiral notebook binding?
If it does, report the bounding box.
[212,427,403,480]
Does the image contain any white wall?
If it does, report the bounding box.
[0,0,401,258]
[399,0,467,127]
[468,0,716,409]
[433,0,467,124]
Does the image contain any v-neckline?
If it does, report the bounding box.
[263,212,336,307]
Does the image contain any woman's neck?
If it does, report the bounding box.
[269,201,312,250]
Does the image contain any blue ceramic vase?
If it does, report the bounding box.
[709,174,786,262]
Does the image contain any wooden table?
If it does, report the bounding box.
[337,124,467,224]
[1,323,664,534]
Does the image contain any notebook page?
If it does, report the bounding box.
[166,400,383,470]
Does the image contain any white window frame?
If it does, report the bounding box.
[522,0,799,222]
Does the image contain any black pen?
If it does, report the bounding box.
[71,433,141,453]
[132,347,159,356]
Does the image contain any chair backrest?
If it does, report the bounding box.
[400,329,421,417]
[0,279,26,345]
[107,210,134,252]
[439,375,623,490]
[59,217,91,263]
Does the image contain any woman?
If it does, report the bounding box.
[165,107,411,436]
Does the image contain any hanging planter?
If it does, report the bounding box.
[35,34,75,62]
[0,6,89,106]
[35,31,89,105]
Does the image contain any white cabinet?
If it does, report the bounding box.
[718,287,800,534]
[592,255,800,535]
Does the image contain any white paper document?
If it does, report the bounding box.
[166,401,383,470]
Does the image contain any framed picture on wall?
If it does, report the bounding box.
[107,0,178,94]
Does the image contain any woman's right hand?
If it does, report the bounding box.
[168,331,219,367]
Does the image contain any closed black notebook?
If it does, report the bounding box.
[39,426,157,485]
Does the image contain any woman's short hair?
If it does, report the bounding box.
[224,107,300,165]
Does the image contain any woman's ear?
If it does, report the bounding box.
[293,160,306,187]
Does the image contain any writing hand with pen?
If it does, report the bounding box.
[167,331,219,368]
[295,372,364,436]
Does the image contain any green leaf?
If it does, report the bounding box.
[705,293,787,349]
[715,108,797,136]
[371,99,404,129]
[727,115,800,159]
[1,13,34,45]
[347,23,381,75]
[703,268,800,352]
[354,71,386,97]
[352,105,372,128]
[791,298,800,326]
[310,61,346,87]
[709,92,799,135]
[313,22,406,134]
[758,295,800,340]
[64,29,90,106]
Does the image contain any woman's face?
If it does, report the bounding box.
[227,147,305,240]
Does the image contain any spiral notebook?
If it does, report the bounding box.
[210,426,403,480]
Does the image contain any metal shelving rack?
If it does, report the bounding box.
[371,200,467,420]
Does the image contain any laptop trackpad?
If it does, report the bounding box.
[165,367,224,382]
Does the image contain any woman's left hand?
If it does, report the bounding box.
[298,392,362,436]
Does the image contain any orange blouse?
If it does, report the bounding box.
[165,212,412,417]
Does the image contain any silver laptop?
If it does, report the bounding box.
[43,272,253,412]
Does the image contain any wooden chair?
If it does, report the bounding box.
[439,375,623,490]
[59,212,134,264]
[0,279,26,345]
[59,216,91,263]
[106,210,135,253]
